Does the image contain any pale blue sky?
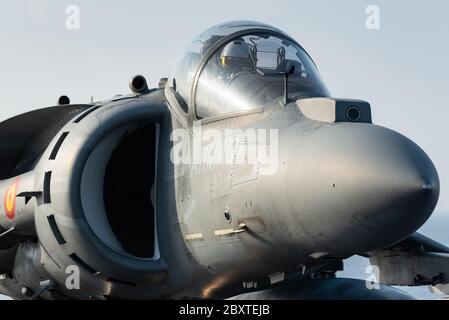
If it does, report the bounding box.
[0,0,448,214]
[0,0,448,300]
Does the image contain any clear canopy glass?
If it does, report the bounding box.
[168,21,330,118]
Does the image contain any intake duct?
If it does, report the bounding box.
[81,123,157,258]
[29,99,168,299]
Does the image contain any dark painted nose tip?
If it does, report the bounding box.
[371,129,440,232]
[336,124,441,247]
[288,123,439,254]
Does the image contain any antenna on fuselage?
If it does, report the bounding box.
[278,64,295,105]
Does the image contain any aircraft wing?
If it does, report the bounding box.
[367,232,449,286]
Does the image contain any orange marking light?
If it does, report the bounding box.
[4,178,19,220]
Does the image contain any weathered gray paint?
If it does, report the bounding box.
[0,21,443,300]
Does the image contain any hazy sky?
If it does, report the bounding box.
[0,0,448,214]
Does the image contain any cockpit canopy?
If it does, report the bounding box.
[168,21,330,118]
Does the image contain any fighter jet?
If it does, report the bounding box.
[0,21,444,300]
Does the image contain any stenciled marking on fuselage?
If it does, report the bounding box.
[170,124,279,176]
[214,229,237,238]
[184,233,204,242]
[183,199,196,223]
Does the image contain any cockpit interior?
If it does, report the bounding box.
[168,21,330,119]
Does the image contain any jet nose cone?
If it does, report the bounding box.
[288,123,439,253]
[364,126,439,225]
[366,127,439,214]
